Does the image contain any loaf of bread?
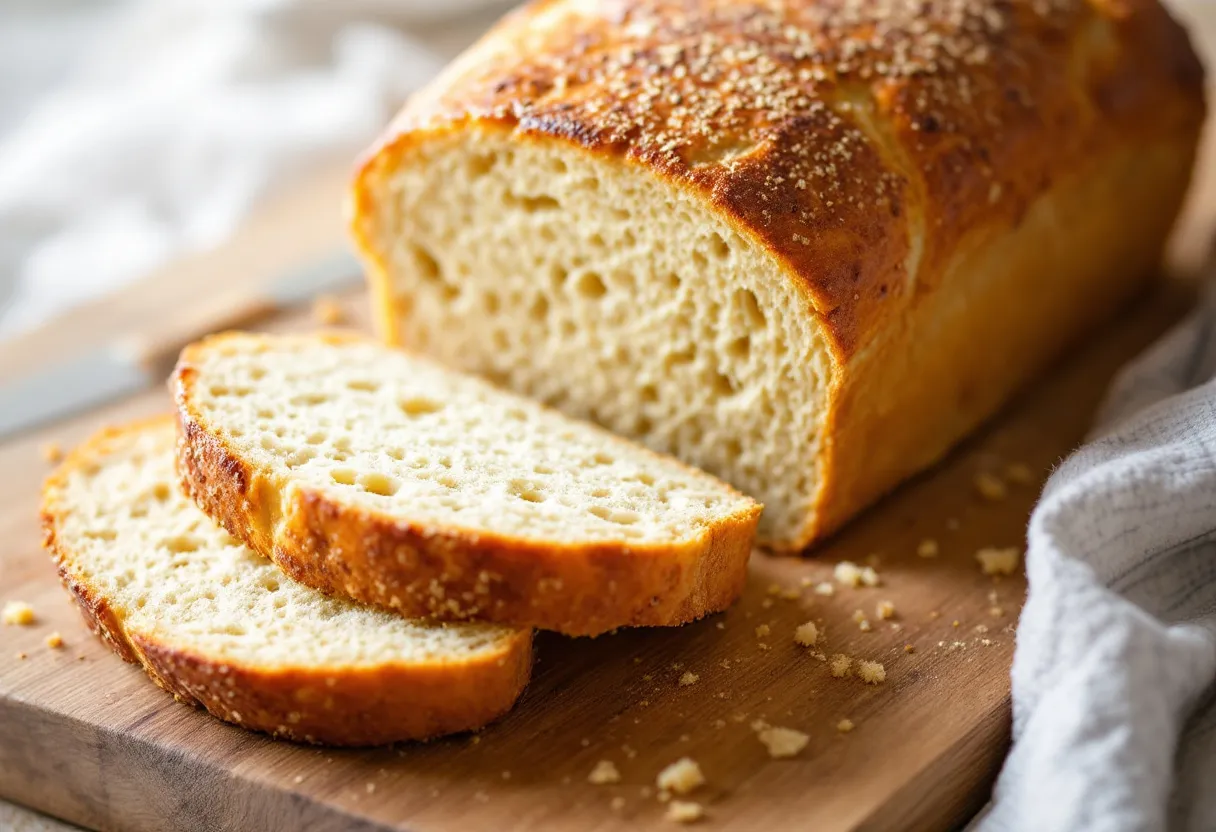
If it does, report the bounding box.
[42,418,532,745]
[349,0,1204,550]
[172,332,760,636]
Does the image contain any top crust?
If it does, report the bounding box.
[352,0,1204,362]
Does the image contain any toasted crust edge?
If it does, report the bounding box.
[40,417,534,747]
[171,332,760,636]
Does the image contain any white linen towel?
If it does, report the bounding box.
[976,279,1216,832]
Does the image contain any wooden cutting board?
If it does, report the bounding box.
[1,79,1215,828]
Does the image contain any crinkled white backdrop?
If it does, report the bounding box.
[0,0,505,340]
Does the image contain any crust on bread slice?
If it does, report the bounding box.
[171,331,760,636]
[41,417,533,746]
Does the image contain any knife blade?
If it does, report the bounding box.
[0,248,362,442]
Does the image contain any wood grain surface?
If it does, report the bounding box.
[2,9,1216,827]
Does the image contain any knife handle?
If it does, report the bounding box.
[115,289,279,373]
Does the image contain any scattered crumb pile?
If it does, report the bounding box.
[679,671,699,687]
[756,726,809,759]
[588,760,621,785]
[2,601,35,626]
[657,757,705,794]
[976,547,1021,576]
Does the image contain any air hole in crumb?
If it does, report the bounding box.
[588,232,606,249]
[510,193,560,212]
[85,529,118,542]
[530,294,550,321]
[261,577,280,593]
[485,292,501,314]
[728,334,751,360]
[724,438,743,462]
[574,271,607,299]
[709,232,731,259]
[218,623,246,636]
[439,456,453,468]
[411,244,443,283]
[260,435,278,451]
[291,392,330,407]
[306,431,326,445]
[467,154,494,177]
[712,371,739,396]
[664,347,696,370]
[663,272,682,290]
[593,452,614,465]
[250,367,266,381]
[286,448,316,468]
[493,330,509,350]
[589,506,640,525]
[400,397,443,416]
[359,472,399,497]
[580,176,601,192]
[257,409,274,420]
[691,251,708,270]
[386,447,405,460]
[640,384,658,404]
[436,474,459,489]
[330,469,357,486]
[636,415,654,434]
[346,379,379,392]
[534,463,554,474]
[152,483,171,501]
[549,157,568,175]
[209,385,230,397]
[590,488,611,498]
[163,535,201,554]
[737,288,766,328]
[508,480,546,503]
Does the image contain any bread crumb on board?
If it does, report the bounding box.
[45,632,64,649]
[665,800,705,824]
[858,661,886,685]
[834,561,863,587]
[679,671,699,687]
[917,539,939,558]
[312,294,347,325]
[794,621,819,647]
[657,757,705,794]
[830,654,853,677]
[15,652,27,660]
[589,760,622,785]
[756,726,810,759]
[860,566,880,587]
[42,442,64,464]
[974,472,1007,501]
[754,624,771,638]
[837,719,855,733]
[814,581,835,596]
[976,547,1021,576]
[876,601,896,620]
[3,601,35,626]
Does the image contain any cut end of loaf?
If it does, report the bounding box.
[41,417,533,745]
[353,128,832,550]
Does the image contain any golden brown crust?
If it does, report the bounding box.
[41,418,534,747]
[349,0,1205,551]
[171,332,760,636]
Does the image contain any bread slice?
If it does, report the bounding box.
[172,331,760,636]
[41,417,533,746]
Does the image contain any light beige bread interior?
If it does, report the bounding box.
[41,417,533,746]
[172,331,761,636]
[349,0,1205,551]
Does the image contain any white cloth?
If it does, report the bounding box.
[977,281,1216,832]
[0,0,453,340]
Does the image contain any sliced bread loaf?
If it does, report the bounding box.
[172,331,761,636]
[41,417,532,746]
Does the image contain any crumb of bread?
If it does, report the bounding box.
[834,561,863,587]
[715,621,725,630]
[859,620,872,632]
[836,719,855,733]
[1005,462,1035,485]
[2,601,35,626]
[830,654,853,677]
[928,610,941,620]
[904,644,916,653]
[860,566,880,587]
[42,442,64,464]
[679,671,699,687]
[981,638,993,647]
[757,643,770,651]
[814,581,835,596]
[952,620,960,628]
[917,539,939,558]
[876,601,896,620]
[858,661,886,684]
[977,547,1021,575]
[311,295,346,325]
[990,606,1005,617]
[975,624,989,634]
[589,760,621,785]
[293,775,304,784]
[665,800,704,824]
[794,621,819,647]
[754,624,771,638]
[16,652,27,660]
[45,632,64,649]
[811,651,827,662]
[975,472,1007,501]
[611,796,626,811]
[756,726,809,759]
[657,758,705,794]
[851,609,866,623]
[367,782,377,793]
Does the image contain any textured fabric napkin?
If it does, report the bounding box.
[975,280,1216,832]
